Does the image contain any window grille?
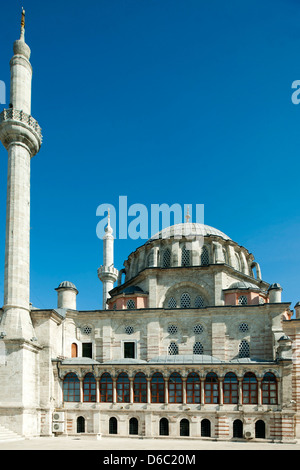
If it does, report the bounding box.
[168,324,178,335]
[193,324,204,334]
[195,296,205,308]
[239,340,250,358]
[147,251,154,267]
[168,342,179,355]
[163,249,171,268]
[126,299,136,310]
[82,325,92,335]
[239,323,249,333]
[167,297,177,309]
[180,292,191,308]
[201,246,209,266]
[125,326,134,335]
[238,295,248,305]
[193,342,204,355]
[181,246,190,267]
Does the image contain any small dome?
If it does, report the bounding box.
[268,283,282,291]
[120,285,145,295]
[227,281,259,290]
[13,39,31,60]
[56,281,78,292]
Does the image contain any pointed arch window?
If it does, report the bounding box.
[262,373,277,405]
[83,373,96,402]
[242,372,258,404]
[167,297,177,309]
[63,373,80,402]
[204,372,219,404]
[100,373,113,403]
[201,246,210,266]
[163,248,171,268]
[168,342,179,355]
[239,340,250,358]
[134,372,147,403]
[223,372,238,404]
[151,372,165,403]
[180,292,191,308]
[116,373,130,403]
[193,342,204,355]
[181,245,190,267]
[168,372,183,403]
[186,372,201,404]
[195,296,205,308]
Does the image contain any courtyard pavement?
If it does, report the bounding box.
[0,436,299,451]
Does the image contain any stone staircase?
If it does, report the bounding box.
[0,424,24,442]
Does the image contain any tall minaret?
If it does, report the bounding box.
[0,10,43,438]
[0,9,42,340]
[98,210,118,309]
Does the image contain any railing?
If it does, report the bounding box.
[0,108,42,141]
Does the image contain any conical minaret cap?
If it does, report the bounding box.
[13,8,31,60]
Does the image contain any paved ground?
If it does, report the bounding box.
[0,436,299,451]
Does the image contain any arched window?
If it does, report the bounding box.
[167,297,177,309]
[195,296,205,308]
[181,245,190,267]
[242,372,258,404]
[109,417,118,435]
[239,340,250,358]
[168,372,183,403]
[116,373,130,403]
[235,253,241,271]
[77,416,85,434]
[159,418,169,436]
[223,372,238,404]
[100,373,113,403]
[83,373,96,402]
[126,299,136,310]
[201,246,209,266]
[151,373,165,403]
[201,419,211,437]
[193,342,204,355]
[63,373,80,402]
[71,343,78,358]
[147,251,154,267]
[180,419,190,437]
[129,417,139,435]
[262,372,277,405]
[168,342,179,356]
[233,419,243,438]
[180,292,191,308]
[255,420,266,439]
[163,248,171,268]
[134,372,147,403]
[238,295,248,305]
[186,373,201,404]
[205,372,219,404]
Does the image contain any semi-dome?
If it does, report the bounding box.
[148,223,231,242]
[227,281,260,290]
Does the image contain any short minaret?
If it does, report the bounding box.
[98,210,118,309]
[0,9,42,339]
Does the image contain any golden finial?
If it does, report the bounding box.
[20,7,25,40]
[21,7,25,28]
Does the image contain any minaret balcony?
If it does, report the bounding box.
[98,265,119,282]
[0,108,42,155]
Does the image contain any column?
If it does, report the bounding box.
[164,378,168,404]
[112,377,117,404]
[147,378,151,404]
[96,378,100,403]
[258,378,262,406]
[182,378,187,404]
[200,378,205,405]
[130,377,134,404]
[219,378,224,405]
[238,378,243,405]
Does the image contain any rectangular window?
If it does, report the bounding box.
[82,343,93,358]
[124,342,135,359]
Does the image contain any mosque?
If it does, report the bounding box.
[0,11,300,443]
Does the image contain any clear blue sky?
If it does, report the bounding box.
[0,0,299,312]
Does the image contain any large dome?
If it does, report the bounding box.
[148,223,231,242]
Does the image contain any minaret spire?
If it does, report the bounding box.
[20,7,25,40]
[98,209,118,309]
